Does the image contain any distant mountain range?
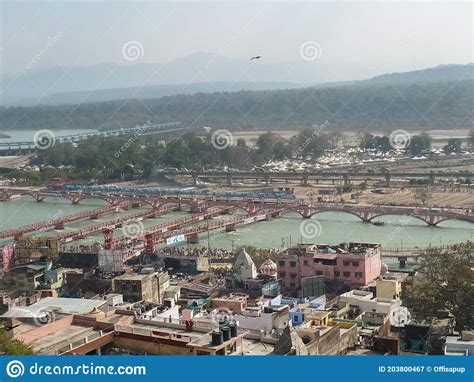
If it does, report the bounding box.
[313,63,474,89]
[1,52,321,105]
[9,81,301,106]
[2,51,471,106]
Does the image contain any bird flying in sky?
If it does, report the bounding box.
[250,55,262,60]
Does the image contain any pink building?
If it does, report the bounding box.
[276,242,382,292]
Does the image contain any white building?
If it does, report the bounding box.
[234,248,257,282]
[340,290,396,315]
[236,305,289,334]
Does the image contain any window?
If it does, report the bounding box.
[316,271,323,276]
[290,283,295,288]
[352,261,360,267]
[343,272,350,278]
[278,260,285,266]
[303,260,309,265]
[355,272,363,278]
[334,271,340,277]
[290,261,297,267]
[290,273,297,278]
[342,261,350,266]
[279,272,286,277]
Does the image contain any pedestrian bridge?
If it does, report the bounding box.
[1,188,473,227]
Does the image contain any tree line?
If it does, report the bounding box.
[28,129,340,182]
[15,127,473,184]
[1,80,472,131]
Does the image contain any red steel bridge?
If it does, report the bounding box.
[1,187,473,225]
[0,200,141,240]
[1,189,472,254]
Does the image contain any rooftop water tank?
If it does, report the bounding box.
[211,330,223,346]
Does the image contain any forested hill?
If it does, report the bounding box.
[1,80,472,131]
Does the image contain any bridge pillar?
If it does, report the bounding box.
[302,207,312,219]
[225,224,236,232]
[343,174,350,186]
[361,211,371,223]
[0,191,12,201]
[301,174,309,187]
[427,214,438,226]
[398,256,407,269]
[264,175,270,186]
[429,173,435,186]
[103,229,114,250]
[192,174,198,186]
[188,233,199,244]
[385,174,391,188]
[226,174,233,187]
[145,233,155,253]
[132,202,141,208]
[54,223,65,230]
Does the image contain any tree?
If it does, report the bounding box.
[0,328,35,355]
[443,138,462,154]
[403,242,474,331]
[359,133,391,152]
[414,187,432,205]
[293,129,337,158]
[407,133,432,156]
[256,132,287,161]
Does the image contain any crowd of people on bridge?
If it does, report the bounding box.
[159,246,234,259]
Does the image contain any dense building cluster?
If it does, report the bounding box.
[0,243,471,356]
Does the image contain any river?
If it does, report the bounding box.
[1,196,472,269]
[0,129,98,143]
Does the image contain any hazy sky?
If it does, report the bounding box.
[1,1,473,78]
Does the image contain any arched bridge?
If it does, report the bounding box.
[1,188,472,226]
[196,200,474,226]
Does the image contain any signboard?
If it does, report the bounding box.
[301,275,325,298]
[166,234,185,245]
[98,249,125,273]
[262,280,281,298]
